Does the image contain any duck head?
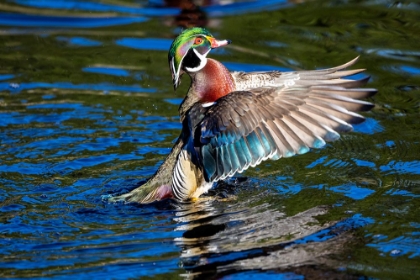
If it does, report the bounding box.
[168,27,231,90]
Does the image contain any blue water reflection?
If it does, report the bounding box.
[116,38,172,51]
[0,74,15,81]
[0,82,155,94]
[275,182,302,195]
[353,118,384,134]
[57,36,102,47]
[368,235,420,258]
[0,13,147,28]
[329,183,375,200]
[365,48,420,62]
[380,160,420,175]
[386,189,420,198]
[400,65,420,75]
[13,0,180,16]
[12,0,290,16]
[42,94,56,100]
[164,98,183,105]
[83,67,130,77]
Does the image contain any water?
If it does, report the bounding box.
[1,0,420,278]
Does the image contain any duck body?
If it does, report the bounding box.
[110,27,377,204]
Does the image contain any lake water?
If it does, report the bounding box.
[1,0,419,279]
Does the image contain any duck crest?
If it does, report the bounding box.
[192,58,235,103]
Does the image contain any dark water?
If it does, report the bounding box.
[1,0,420,278]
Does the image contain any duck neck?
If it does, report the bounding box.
[179,58,235,119]
[192,58,235,103]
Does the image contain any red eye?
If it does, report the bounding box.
[194,37,204,45]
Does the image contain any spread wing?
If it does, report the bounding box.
[192,70,376,183]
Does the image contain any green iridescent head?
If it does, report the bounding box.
[168,27,231,90]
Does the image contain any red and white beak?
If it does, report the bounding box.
[209,38,232,49]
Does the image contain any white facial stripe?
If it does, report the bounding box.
[185,48,209,72]
[171,57,180,86]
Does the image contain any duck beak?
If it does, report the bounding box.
[209,38,231,49]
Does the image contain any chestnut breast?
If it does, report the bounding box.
[193,58,236,103]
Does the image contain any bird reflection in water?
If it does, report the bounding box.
[169,186,362,279]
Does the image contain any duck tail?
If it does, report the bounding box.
[108,180,173,204]
[107,136,184,204]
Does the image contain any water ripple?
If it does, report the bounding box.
[1,0,420,278]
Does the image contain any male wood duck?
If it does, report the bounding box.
[110,27,376,204]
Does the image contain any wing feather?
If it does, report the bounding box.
[189,58,376,182]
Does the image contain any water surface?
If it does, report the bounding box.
[1,0,420,278]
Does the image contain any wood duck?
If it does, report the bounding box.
[110,27,377,204]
